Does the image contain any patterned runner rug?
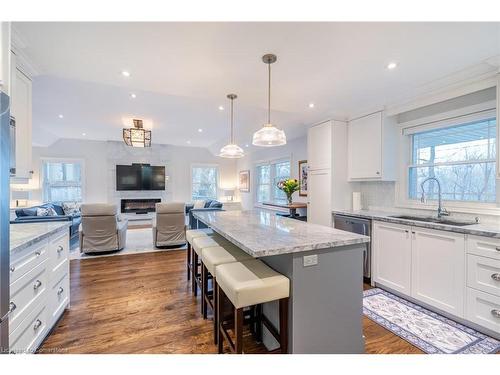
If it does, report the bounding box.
[363,288,500,354]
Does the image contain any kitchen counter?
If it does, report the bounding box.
[194,209,370,257]
[193,209,367,354]
[333,208,500,238]
[10,221,71,253]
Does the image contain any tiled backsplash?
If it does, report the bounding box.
[356,181,396,209]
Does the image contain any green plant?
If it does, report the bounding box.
[277,178,300,204]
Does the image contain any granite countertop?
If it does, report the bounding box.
[332,208,500,239]
[10,222,71,253]
[193,210,370,257]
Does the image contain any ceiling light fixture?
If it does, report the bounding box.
[82,133,86,136]
[130,93,137,99]
[219,94,244,159]
[387,62,398,70]
[187,140,191,144]
[252,54,286,147]
[58,114,64,119]
[122,70,131,77]
[308,103,315,108]
[198,128,203,133]
[123,119,151,147]
[218,106,224,111]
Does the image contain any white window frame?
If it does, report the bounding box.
[395,107,498,214]
[253,157,291,209]
[40,157,86,203]
[190,163,220,202]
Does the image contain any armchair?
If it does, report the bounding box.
[153,202,186,247]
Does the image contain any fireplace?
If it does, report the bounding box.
[121,198,161,214]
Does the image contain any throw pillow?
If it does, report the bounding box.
[193,200,205,209]
[36,207,58,216]
[62,201,81,216]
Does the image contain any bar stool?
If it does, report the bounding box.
[201,245,253,343]
[215,259,290,354]
[191,236,220,296]
[186,229,211,281]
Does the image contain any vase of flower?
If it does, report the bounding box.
[277,179,300,205]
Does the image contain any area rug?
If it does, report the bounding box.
[69,228,186,260]
[363,288,500,354]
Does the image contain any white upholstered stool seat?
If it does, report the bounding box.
[216,259,290,309]
[192,236,219,255]
[186,229,211,244]
[201,246,253,276]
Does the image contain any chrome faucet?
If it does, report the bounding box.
[420,177,450,218]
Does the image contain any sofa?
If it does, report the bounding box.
[186,199,223,229]
[13,202,81,238]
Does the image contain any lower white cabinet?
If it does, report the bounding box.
[372,222,411,294]
[9,229,70,353]
[411,227,465,317]
[307,169,332,227]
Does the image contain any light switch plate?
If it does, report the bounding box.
[303,254,318,267]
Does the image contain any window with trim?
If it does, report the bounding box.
[408,117,496,203]
[42,161,83,202]
[256,160,290,204]
[192,166,218,201]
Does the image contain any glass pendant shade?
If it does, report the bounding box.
[123,119,151,147]
[252,54,287,147]
[219,93,244,159]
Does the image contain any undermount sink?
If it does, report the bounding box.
[388,215,477,227]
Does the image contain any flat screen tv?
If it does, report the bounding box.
[116,164,165,191]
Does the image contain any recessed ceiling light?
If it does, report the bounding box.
[198,128,203,133]
[308,103,315,108]
[218,106,224,111]
[386,62,398,70]
[82,133,86,136]
[130,93,136,99]
[186,140,191,144]
[122,70,131,77]
[245,144,249,148]
[58,114,64,119]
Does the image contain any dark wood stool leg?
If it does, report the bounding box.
[213,278,218,345]
[217,285,224,354]
[255,304,263,343]
[201,263,208,318]
[279,298,289,354]
[191,251,198,296]
[186,243,191,281]
[235,307,244,354]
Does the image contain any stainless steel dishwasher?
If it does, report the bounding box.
[334,214,371,280]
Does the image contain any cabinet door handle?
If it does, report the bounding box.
[57,245,64,253]
[33,280,42,290]
[57,287,64,295]
[376,171,380,175]
[491,273,500,281]
[35,251,41,256]
[33,319,42,330]
[9,302,16,313]
[10,266,15,273]
[491,309,500,319]
[496,247,500,252]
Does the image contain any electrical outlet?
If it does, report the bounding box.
[303,254,318,267]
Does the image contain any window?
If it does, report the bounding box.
[192,166,218,201]
[408,118,496,203]
[42,160,83,202]
[256,160,290,204]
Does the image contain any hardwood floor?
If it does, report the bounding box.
[39,250,422,354]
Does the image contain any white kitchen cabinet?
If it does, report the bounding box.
[0,23,11,94]
[411,227,465,317]
[372,221,412,294]
[307,120,332,171]
[10,51,33,182]
[347,111,397,181]
[307,169,332,227]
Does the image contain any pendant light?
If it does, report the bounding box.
[123,119,151,147]
[219,94,245,158]
[252,54,286,147]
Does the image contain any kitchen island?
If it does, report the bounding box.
[193,210,370,354]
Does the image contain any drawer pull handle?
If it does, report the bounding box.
[491,309,500,318]
[33,319,42,330]
[35,251,41,256]
[9,302,16,313]
[10,266,15,273]
[57,287,64,295]
[57,245,64,253]
[33,280,42,290]
[492,273,500,281]
[496,247,500,252]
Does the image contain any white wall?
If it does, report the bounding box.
[28,139,237,205]
[236,136,308,210]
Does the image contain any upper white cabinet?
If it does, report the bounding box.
[496,73,500,179]
[10,51,33,182]
[307,120,332,171]
[0,23,11,94]
[347,111,397,181]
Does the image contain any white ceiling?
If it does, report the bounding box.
[12,22,500,148]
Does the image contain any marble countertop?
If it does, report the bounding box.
[10,222,70,253]
[332,209,500,239]
[193,210,370,257]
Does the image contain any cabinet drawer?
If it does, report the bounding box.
[467,236,500,260]
[49,273,70,325]
[9,259,48,333]
[10,240,48,284]
[466,288,500,333]
[467,254,500,297]
[49,231,69,272]
[9,302,48,354]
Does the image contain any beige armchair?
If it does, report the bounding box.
[153,202,186,247]
[79,204,128,253]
